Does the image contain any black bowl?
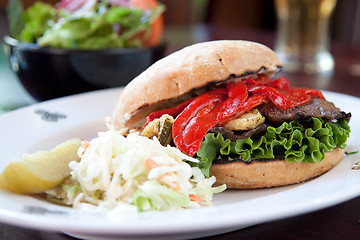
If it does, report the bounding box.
[3,36,166,101]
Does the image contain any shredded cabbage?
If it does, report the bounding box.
[46,130,225,212]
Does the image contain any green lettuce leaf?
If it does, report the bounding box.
[17,2,56,43]
[194,117,350,177]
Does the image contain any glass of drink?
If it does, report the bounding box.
[274,0,337,75]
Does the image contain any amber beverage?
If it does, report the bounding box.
[274,0,337,74]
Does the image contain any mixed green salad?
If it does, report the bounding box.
[11,0,164,49]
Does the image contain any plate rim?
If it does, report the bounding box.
[0,88,359,237]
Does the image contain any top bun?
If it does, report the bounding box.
[112,40,282,128]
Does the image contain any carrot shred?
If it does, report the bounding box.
[144,158,159,170]
[80,141,90,155]
[189,194,203,204]
[171,181,181,191]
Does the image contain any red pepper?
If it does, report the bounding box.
[248,85,292,110]
[181,101,224,156]
[275,86,324,108]
[243,75,289,89]
[304,89,325,99]
[226,80,248,98]
[218,81,248,120]
[145,74,327,157]
[280,87,312,107]
[242,74,273,86]
[271,76,289,89]
[219,94,268,125]
[145,97,195,126]
[205,87,228,95]
[172,91,227,156]
[245,75,322,110]
[145,88,227,126]
[242,78,257,85]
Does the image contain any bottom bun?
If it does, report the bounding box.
[210,148,345,189]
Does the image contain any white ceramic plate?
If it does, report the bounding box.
[0,88,359,240]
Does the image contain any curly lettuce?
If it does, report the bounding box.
[194,117,350,177]
[17,2,56,43]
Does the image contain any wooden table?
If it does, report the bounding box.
[1,25,360,239]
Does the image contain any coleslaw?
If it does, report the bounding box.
[46,129,226,212]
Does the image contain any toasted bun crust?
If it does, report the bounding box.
[112,40,282,128]
[210,148,345,189]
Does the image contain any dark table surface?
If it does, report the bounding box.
[1,25,360,239]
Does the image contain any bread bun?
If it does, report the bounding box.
[210,148,345,189]
[112,40,282,129]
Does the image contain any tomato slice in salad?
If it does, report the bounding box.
[131,0,164,46]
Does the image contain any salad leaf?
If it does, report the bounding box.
[105,7,144,26]
[17,2,56,43]
[195,117,351,177]
[38,16,124,49]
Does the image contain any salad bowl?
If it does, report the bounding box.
[3,36,166,101]
[3,0,166,101]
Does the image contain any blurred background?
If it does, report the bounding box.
[0,0,360,112]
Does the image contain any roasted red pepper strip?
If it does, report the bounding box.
[243,75,289,89]
[271,76,289,89]
[205,88,228,95]
[182,101,224,156]
[226,80,247,98]
[145,97,195,126]
[172,91,227,156]
[145,88,227,126]
[218,81,248,120]
[219,94,268,125]
[248,85,293,110]
[245,75,323,109]
[280,87,312,107]
[242,78,257,85]
[304,88,325,99]
[242,74,273,86]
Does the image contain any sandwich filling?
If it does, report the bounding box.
[141,74,351,176]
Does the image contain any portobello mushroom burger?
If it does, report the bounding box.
[112,40,351,189]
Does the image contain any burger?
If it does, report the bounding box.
[112,40,351,189]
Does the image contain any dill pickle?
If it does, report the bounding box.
[158,118,173,146]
